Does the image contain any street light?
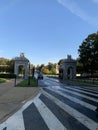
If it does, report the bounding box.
[28,62,30,85]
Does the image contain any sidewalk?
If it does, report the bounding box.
[0,79,40,123]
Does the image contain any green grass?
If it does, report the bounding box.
[0,78,8,83]
[16,78,38,87]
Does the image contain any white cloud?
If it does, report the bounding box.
[57,0,98,27]
[92,0,98,3]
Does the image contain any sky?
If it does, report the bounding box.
[0,0,98,66]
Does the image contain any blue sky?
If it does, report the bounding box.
[0,0,98,65]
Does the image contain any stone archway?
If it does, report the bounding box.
[67,66,74,79]
[59,55,76,80]
[14,53,29,79]
[18,65,25,77]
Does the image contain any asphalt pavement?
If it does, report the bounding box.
[0,78,40,123]
[0,77,98,130]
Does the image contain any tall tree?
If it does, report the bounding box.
[78,32,98,75]
[76,58,84,74]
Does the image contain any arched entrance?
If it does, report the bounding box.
[67,67,73,79]
[14,53,29,79]
[18,65,25,78]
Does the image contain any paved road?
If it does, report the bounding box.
[0,76,98,130]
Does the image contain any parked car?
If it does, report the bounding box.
[38,73,43,80]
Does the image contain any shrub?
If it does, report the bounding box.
[0,73,16,78]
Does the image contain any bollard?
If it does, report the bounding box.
[28,76,30,85]
[14,75,16,86]
[36,78,38,87]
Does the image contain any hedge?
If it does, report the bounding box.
[0,73,16,78]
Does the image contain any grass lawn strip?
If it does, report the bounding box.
[0,78,8,83]
[16,78,37,87]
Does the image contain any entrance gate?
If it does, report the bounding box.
[59,55,76,80]
[14,53,29,79]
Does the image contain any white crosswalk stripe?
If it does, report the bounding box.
[61,87,98,102]
[71,85,98,92]
[64,86,98,97]
[42,89,98,130]
[0,85,98,130]
[0,109,25,130]
[44,87,96,111]
[34,96,66,130]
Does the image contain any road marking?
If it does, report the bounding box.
[50,86,98,102]
[63,86,98,97]
[34,96,66,130]
[0,84,98,130]
[0,93,41,130]
[0,111,25,130]
[43,88,98,122]
[46,87,96,111]
[23,102,49,130]
[42,89,98,130]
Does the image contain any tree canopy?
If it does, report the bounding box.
[36,62,57,75]
[78,32,98,75]
[0,58,14,73]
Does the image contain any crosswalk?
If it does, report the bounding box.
[0,84,98,130]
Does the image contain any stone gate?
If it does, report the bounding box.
[59,55,76,80]
[14,53,29,79]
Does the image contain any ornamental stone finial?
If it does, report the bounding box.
[67,55,71,60]
[20,53,24,57]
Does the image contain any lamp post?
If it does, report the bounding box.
[28,62,30,85]
[14,74,16,86]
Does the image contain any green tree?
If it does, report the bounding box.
[51,67,56,74]
[46,62,57,75]
[0,58,8,65]
[0,58,14,73]
[42,66,50,74]
[78,32,98,75]
[58,59,64,65]
[47,62,54,71]
[76,58,84,74]
[36,64,44,72]
[7,60,14,73]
